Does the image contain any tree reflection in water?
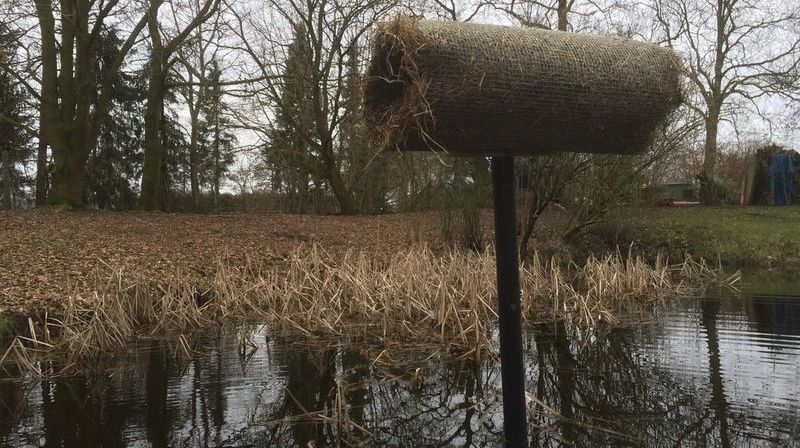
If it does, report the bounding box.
[1,295,799,447]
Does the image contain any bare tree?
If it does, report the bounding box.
[229,0,396,215]
[171,0,226,211]
[489,0,572,29]
[401,0,486,21]
[652,0,800,204]
[138,0,221,211]
[487,0,622,31]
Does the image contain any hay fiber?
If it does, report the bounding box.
[363,17,684,156]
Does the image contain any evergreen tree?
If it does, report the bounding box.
[197,60,236,209]
[85,28,147,210]
[161,107,191,210]
[0,22,35,209]
[339,44,387,213]
[262,23,317,212]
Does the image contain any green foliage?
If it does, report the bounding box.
[0,22,35,209]
[715,178,734,205]
[262,23,318,212]
[197,61,236,209]
[161,109,191,211]
[85,27,146,210]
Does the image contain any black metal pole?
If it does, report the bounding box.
[490,156,529,448]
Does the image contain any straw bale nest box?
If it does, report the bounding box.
[363,17,684,156]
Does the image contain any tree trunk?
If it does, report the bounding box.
[212,156,219,209]
[139,0,217,211]
[35,140,48,206]
[212,114,220,209]
[318,136,358,214]
[519,202,547,263]
[47,135,88,207]
[190,143,200,211]
[188,88,200,212]
[46,0,93,208]
[139,61,165,211]
[327,166,358,215]
[33,0,151,208]
[701,107,720,205]
[139,6,166,212]
[1,148,13,209]
[35,98,49,206]
[557,0,569,31]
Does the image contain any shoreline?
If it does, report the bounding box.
[587,205,800,273]
[1,207,796,336]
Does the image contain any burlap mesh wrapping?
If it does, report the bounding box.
[363,17,684,155]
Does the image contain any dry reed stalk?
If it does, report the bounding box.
[2,244,738,376]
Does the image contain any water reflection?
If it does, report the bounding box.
[1,294,799,447]
[748,295,800,339]
[702,298,730,448]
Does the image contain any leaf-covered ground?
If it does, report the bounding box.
[5,205,793,320]
[0,209,448,316]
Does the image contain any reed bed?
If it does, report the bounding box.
[1,245,737,376]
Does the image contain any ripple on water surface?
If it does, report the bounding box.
[1,292,800,447]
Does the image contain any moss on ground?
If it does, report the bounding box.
[590,206,800,272]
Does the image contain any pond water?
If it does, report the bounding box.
[1,288,799,447]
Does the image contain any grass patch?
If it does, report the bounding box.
[591,206,800,271]
[738,275,800,297]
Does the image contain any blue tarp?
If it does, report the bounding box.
[768,153,795,205]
